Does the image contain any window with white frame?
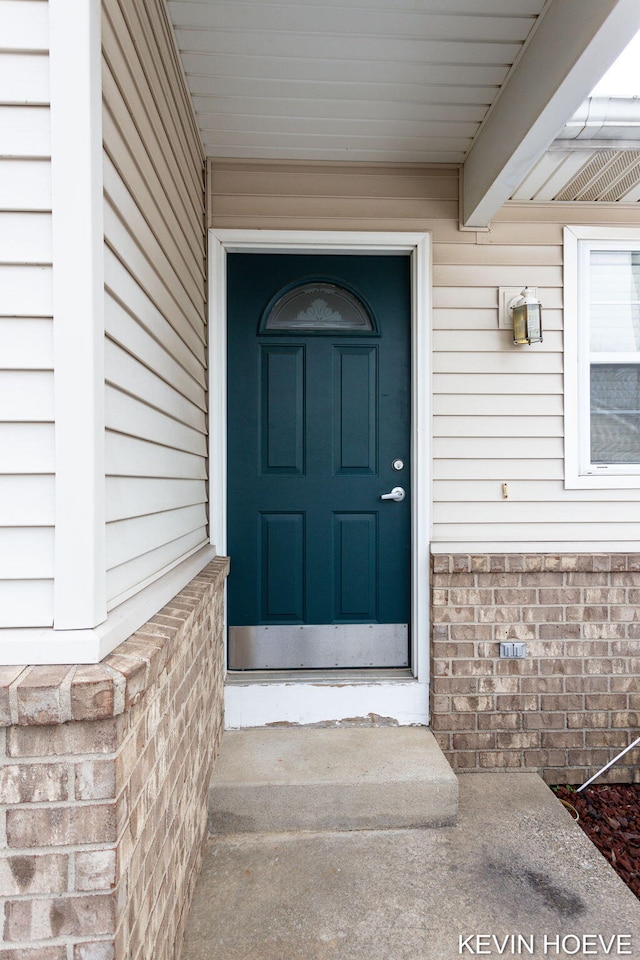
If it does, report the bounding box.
[564,226,640,488]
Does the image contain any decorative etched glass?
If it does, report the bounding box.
[264,282,373,333]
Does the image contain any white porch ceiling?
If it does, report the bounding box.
[167,0,640,224]
[167,0,545,164]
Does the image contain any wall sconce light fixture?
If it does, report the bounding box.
[509,287,543,345]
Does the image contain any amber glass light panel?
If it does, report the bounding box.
[512,300,542,345]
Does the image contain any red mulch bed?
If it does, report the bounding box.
[554,784,640,899]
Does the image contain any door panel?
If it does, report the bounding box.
[260,346,304,474]
[334,347,377,473]
[227,253,411,669]
[333,512,377,620]
[260,512,305,620]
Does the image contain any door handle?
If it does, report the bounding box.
[380,486,405,502]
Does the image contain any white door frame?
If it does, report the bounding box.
[208,230,431,727]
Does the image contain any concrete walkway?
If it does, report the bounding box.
[181,772,640,960]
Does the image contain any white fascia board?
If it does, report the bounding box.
[461,0,640,228]
[50,0,107,628]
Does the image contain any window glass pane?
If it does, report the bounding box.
[265,283,373,332]
[590,249,640,302]
[590,363,640,463]
[590,303,640,352]
[590,250,640,353]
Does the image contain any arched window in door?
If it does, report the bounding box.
[261,280,376,334]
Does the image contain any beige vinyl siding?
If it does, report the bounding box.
[432,217,566,548]
[0,0,54,627]
[103,0,208,610]
[208,161,640,550]
[208,161,461,233]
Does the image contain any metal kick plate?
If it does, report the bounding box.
[229,624,409,670]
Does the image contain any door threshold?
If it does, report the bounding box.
[226,667,413,684]
[224,670,428,728]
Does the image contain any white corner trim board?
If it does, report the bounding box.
[50,0,107,629]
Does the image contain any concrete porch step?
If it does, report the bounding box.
[208,726,458,834]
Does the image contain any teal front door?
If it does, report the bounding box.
[227,253,411,669]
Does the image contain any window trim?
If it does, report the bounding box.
[564,225,640,489]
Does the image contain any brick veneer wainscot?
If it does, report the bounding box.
[430,553,640,784]
[0,558,229,960]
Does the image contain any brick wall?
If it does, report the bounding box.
[0,558,228,960]
[431,554,640,785]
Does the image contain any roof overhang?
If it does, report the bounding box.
[461,0,640,227]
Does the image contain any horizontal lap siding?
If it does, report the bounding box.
[208,162,640,550]
[432,221,566,548]
[103,0,207,609]
[432,210,640,548]
[208,160,462,233]
[0,0,54,626]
